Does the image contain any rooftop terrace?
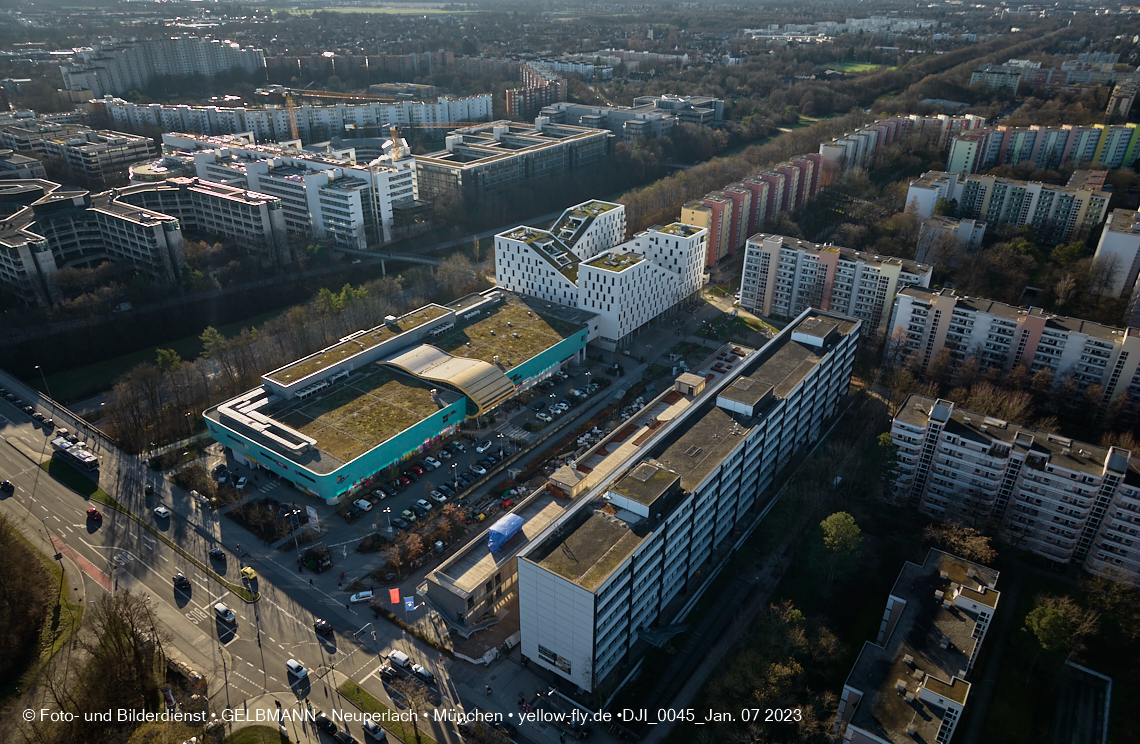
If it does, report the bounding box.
[584,252,643,272]
[657,222,703,238]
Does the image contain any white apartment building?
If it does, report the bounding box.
[891,396,1140,582]
[61,38,265,98]
[888,287,1140,416]
[161,132,416,248]
[1093,208,1140,298]
[907,171,1110,246]
[496,204,704,349]
[915,216,987,266]
[836,549,1000,744]
[98,94,493,144]
[518,310,861,691]
[739,234,932,329]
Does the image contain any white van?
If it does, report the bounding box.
[387,650,411,669]
[349,590,374,604]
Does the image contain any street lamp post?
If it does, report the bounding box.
[497,432,505,458]
[184,411,192,437]
[383,506,392,534]
[35,365,57,427]
[451,462,457,490]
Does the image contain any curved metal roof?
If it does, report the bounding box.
[383,344,515,415]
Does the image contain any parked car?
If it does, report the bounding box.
[458,473,476,486]
[532,401,546,412]
[403,470,420,482]
[409,465,426,476]
[240,567,257,580]
[415,498,434,512]
[450,441,467,453]
[475,440,493,453]
[411,664,435,685]
[344,509,361,525]
[437,483,455,497]
[438,449,452,460]
[334,730,359,744]
[362,719,388,741]
[410,503,429,518]
[354,499,373,512]
[235,477,249,490]
[378,664,399,682]
[424,456,442,469]
[536,412,553,423]
[390,516,410,530]
[153,506,171,519]
[429,490,448,504]
[395,476,411,487]
[208,548,225,561]
[349,591,374,604]
[400,509,417,522]
[469,463,488,476]
[372,487,391,499]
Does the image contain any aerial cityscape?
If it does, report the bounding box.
[1,1,1140,744]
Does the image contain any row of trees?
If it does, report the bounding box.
[103,256,485,452]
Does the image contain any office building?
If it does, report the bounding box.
[161,131,415,248]
[0,175,287,306]
[0,148,46,179]
[517,309,860,691]
[98,94,493,144]
[915,217,986,266]
[204,290,594,503]
[0,119,157,185]
[61,37,265,98]
[539,101,675,141]
[835,549,1000,744]
[1093,208,1140,298]
[891,395,1140,582]
[888,287,1140,412]
[495,202,704,349]
[740,234,932,329]
[631,94,724,125]
[906,171,1110,246]
[413,120,609,202]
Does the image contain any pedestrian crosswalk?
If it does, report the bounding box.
[495,422,534,443]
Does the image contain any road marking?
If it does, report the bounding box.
[159,554,169,562]
[245,661,254,668]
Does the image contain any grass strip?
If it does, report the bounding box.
[40,460,258,603]
[338,680,439,744]
[0,519,85,707]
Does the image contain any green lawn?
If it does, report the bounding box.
[338,680,438,744]
[832,62,895,73]
[223,726,289,744]
[39,308,284,403]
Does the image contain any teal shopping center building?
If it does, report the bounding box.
[203,289,594,504]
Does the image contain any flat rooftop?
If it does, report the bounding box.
[844,550,999,744]
[267,305,451,384]
[608,461,681,507]
[433,294,583,369]
[584,252,643,272]
[656,222,703,238]
[266,366,460,469]
[536,506,648,591]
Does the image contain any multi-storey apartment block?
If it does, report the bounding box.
[969,63,1024,92]
[60,37,265,98]
[836,549,1000,744]
[740,234,932,329]
[1093,208,1140,298]
[517,309,860,691]
[818,115,985,183]
[0,120,157,185]
[161,131,415,248]
[414,120,609,202]
[947,124,1140,173]
[906,171,1110,246]
[496,203,703,349]
[888,287,1140,413]
[915,216,986,266]
[892,395,1140,582]
[98,94,493,144]
[506,63,567,120]
[0,148,46,179]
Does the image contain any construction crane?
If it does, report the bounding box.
[284,93,300,141]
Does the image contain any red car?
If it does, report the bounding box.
[410,465,426,476]
[86,507,102,521]
[395,476,412,487]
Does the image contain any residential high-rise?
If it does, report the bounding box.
[161,131,415,249]
[740,234,932,329]
[681,193,731,266]
[906,171,1110,246]
[495,203,704,350]
[891,395,1140,582]
[61,38,266,98]
[915,216,986,266]
[888,287,1140,414]
[836,549,1000,744]
[518,309,860,691]
[506,63,567,120]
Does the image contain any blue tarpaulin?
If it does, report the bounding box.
[488,514,525,552]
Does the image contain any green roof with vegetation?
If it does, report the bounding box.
[267,305,451,384]
[537,512,645,591]
[273,367,450,463]
[435,295,582,369]
[585,252,643,272]
[658,223,703,237]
